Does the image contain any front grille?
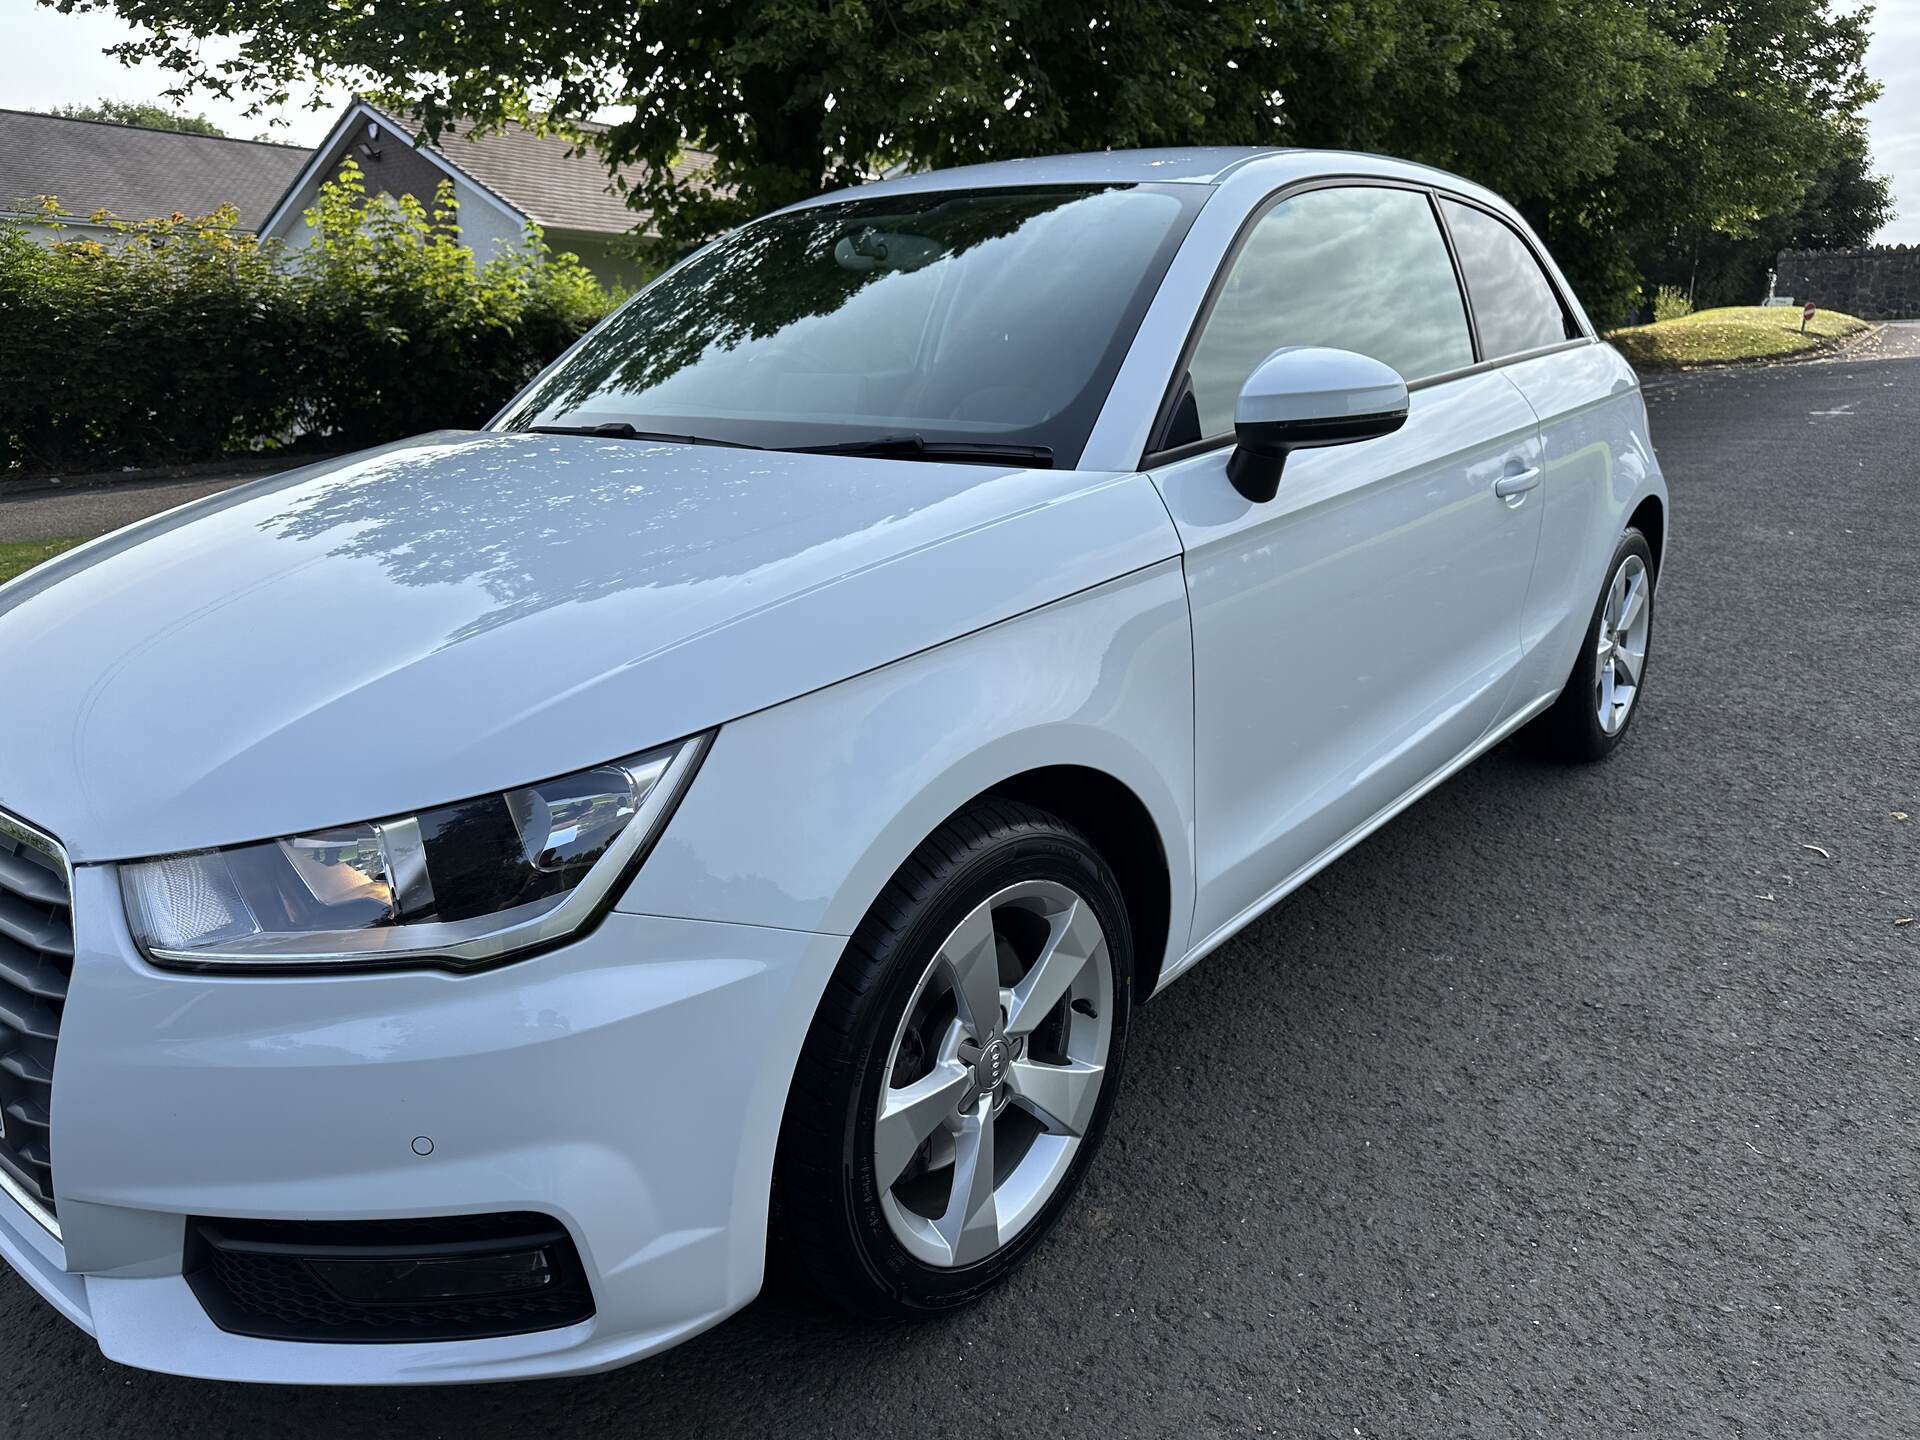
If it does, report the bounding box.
[0,810,72,1232]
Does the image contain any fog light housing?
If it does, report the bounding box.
[308,1247,556,1303]
[185,1213,595,1343]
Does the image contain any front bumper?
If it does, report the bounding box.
[0,863,844,1384]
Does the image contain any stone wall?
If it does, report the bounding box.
[1773,246,1920,320]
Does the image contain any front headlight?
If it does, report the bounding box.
[121,735,709,972]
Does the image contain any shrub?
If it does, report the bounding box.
[293,161,617,448]
[1651,285,1693,323]
[0,199,304,471]
[0,167,624,474]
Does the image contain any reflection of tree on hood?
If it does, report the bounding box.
[504,188,1097,418]
[254,434,937,644]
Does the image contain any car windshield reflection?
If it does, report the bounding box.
[495,184,1204,467]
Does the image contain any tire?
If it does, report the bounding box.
[773,798,1134,1319]
[1526,527,1656,762]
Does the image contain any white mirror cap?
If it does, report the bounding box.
[1235,346,1410,428]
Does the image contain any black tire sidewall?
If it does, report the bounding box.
[836,827,1133,1313]
[1581,529,1656,755]
[1537,527,1656,762]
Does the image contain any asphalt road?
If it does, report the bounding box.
[5,329,1918,1437]
[0,471,277,543]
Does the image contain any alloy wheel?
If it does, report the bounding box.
[1594,552,1652,736]
[874,879,1113,1268]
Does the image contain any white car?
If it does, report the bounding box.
[0,148,1665,1384]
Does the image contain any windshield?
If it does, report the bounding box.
[495,183,1205,467]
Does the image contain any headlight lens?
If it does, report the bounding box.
[121,736,708,971]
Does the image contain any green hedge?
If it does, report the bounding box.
[0,160,623,474]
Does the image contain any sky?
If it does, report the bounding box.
[1862,1,1920,244]
[0,0,347,145]
[1,0,1917,243]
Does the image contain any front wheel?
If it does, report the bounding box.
[773,800,1133,1317]
[1526,527,1656,762]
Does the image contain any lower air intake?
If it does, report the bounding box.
[185,1212,596,1343]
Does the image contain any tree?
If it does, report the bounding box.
[52,97,227,136]
[1634,122,1894,311]
[56,0,1274,250]
[51,0,1884,317]
[1551,0,1885,319]
[1303,0,1883,320]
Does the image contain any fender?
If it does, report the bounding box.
[618,560,1197,990]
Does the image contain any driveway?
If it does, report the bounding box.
[0,471,279,544]
[4,328,1918,1437]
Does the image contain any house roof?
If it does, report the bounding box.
[261,99,713,241]
[394,109,713,236]
[0,109,310,228]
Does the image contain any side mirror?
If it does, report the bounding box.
[1227,347,1410,502]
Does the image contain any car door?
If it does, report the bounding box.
[1146,183,1547,949]
[1436,197,1640,706]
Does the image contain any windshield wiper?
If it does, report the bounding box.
[785,433,1054,468]
[526,422,760,449]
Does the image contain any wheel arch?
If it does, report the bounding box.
[980,765,1174,1000]
[1628,492,1665,580]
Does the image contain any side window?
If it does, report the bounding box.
[1182,186,1475,440]
[1440,199,1578,359]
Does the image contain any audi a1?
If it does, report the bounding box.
[0,147,1667,1383]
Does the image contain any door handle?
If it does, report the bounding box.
[1493,467,1542,501]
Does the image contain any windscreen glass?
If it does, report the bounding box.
[497,184,1204,466]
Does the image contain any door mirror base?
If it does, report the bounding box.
[1226,446,1287,504]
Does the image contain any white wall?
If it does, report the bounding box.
[265,172,528,267]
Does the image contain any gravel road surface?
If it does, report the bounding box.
[4,328,1918,1437]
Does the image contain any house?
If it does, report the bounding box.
[0,108,309,241]
[258,99,710,288]
[2,99,709,289]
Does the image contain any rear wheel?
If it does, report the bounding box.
[1527,527,1655,761]
[774,799,1132,1317]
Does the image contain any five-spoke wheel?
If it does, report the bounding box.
[875,879,1112,1268]
[1528,526,1657,762]
[1595,551,1651,736]
[774,800,1132,1316]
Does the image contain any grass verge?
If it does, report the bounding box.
[1609,305,1871,370]
[0,538,83,586]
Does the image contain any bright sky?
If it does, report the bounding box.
[2,0,1917,242]
[1862,1,1920,244]
[0,0,347,144]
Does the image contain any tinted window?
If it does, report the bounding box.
[1183,186,1474,438]
[498,185,1203,466]
[1441,200,1577,359]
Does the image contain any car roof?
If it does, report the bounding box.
[783,147,1506,214]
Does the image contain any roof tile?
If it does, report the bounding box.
[0,109,310,229]
[383,108,713,236]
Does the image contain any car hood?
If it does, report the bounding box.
[0,432,1177,861]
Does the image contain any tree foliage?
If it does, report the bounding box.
[1632,122,1894,310]
[51,97,228,135]
[49,0,1888,319]
[295,160,615,445]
